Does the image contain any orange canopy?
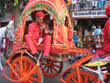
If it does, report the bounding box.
[15,0,74,48]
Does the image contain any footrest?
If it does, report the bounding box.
[85,61,110,67]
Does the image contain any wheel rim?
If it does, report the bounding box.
[10,56,42,83]
[40,58,63,77]
[65,71,98,83]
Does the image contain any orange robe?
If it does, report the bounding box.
[25,22,51,56]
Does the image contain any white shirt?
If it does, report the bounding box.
[72,0,77,4]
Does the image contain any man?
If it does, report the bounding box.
[92,4,110,61]
[95,25,102,35]
[71,0,77,10]
[25,11,51,57]
[92,0,97,9]
[103,4,110,54]
[86,0,92,9]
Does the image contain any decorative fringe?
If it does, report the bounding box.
[19,3,68,25]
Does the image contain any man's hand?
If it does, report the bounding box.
[40,24,46,33]
[40,24,46,30]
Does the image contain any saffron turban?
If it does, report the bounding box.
[35,11,45,19]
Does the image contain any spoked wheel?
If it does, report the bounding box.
[40,58,63,77]
[65,71,98,83]
[10,56,43,83]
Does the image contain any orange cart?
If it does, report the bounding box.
[2,0,99,83]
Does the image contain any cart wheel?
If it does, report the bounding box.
[10,56,43,83]
[65,71,98,83]
[40,58,63,77]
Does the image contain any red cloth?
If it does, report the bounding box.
[96,48,108,57]
[105,4,110,17]
[11,14,14,20]
[103,18,110,53]
[35,11,45,19]
[25,22,51,56]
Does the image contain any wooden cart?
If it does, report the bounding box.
[2,0,98,83]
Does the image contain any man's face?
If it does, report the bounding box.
[98,26,101,29]
[36,17,43,24]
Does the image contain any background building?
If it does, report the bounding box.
[67,0,109,36]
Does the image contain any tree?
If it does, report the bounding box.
[0,0,28,28]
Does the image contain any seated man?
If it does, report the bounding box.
[25,11,51,57]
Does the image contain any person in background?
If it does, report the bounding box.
[84,27,90,48]
[95,25,102,35]
[91,24,96,30]
[98,0,105,9]
[25,11,51,58]
[89,26,97,49]
[92,25,96,36]
[91,24,97,41]
[70,0,77,10]
[84,26,89,36]
[80,0,85,10]
[92,0,98,9]
[86,0,92,10]
[73,31,78,47]
[101,0,105,8]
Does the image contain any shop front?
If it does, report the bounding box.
[72,9,107,36]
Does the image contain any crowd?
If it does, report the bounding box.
[66,0,108,11]
[70,24,105,64]
[73,24,103,49]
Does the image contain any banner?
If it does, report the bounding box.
[72,10,106,18]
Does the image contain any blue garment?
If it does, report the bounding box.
[84,29,89,36]
[98,0,104,8]
[95,29,102,35]
[73,37,78,43]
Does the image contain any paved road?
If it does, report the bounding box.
[0,52,70,83]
